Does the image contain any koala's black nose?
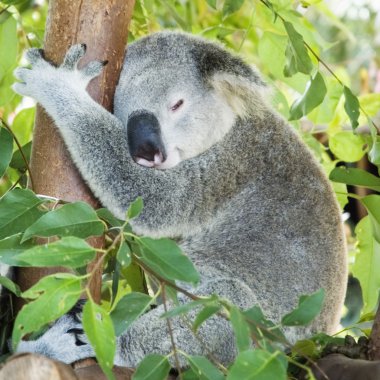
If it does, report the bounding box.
[127,112,166,167]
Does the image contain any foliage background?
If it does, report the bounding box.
[1,0,380,378]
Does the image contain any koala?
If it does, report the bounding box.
[10,31,347,367]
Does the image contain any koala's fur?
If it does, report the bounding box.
[10,31,347,367]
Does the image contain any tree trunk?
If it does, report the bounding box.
[15,0,135,303]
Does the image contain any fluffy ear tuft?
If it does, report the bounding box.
[209,72,270,119]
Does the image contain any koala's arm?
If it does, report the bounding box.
[13,46,197,234]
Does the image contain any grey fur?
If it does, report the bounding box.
[11,31,347,367]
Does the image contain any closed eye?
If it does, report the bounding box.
[171,99,184,112]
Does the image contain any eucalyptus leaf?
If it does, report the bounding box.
[22,201,104,242]
[139,237,200,284]
[289,71,326,120]
[206,0,217,9]
[133,354,171,380]
[96,208,123,227]
[0,274,21,296]
[343,86,360,130]
[161,296,217,319]
[13,237,96,268]
[127,197,144,219]
[352,217,380,313]
[12,273,82,348]
[0,189,45,240]
[83,300,116,380]
[0,16,17,73]
[329,167,380,192]
[117,239,132,267]
[361,195,380,243]
[0,234,34,265]
[230,306,251,352]
[110,292,153,336]
[281,289,325,326]
[0,127,13,178]
[193,304,221,332]
[227,349,287,380]
[187,355,224,380]
[222,0,244,18]
[10,141,32,170]
[283,21,313,77]
[329,131,366,162]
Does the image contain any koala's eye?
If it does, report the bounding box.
[170,99,184,112]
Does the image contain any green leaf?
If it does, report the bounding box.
[281,289,325,326]
[343,86,360,130]
[0,127,13,178]
[222,0,244,18]
[243,306,286,343]
[138,237,200,284]
[193,304,221,332]
[0,234,35,265]
[12,237,96,268]
[329,167,380,192]
[0,275,21,296]
[352,217,380,314]
[127,197,144,219]
[283,21,313,77]
[230,306,251,352]
[292,339,318,358]
[206,0,217,9]
[83,300,116,380]
[110,292,153,336]
[132,354,171,380]
[289,71,327,120]
[10,141,32,170]
[227,349,287,380]
[368,119,380,166]
[96,208,123,227]
[12,273,82,348]
[329,131,366,162]
[0,189,45,240]
[0,16,17,73]
[187,356,224,380]
[361,195,380,243]
[117,239,131,267]
[22,201,104,242]
[161,297,216,319]
[11,107,35,146]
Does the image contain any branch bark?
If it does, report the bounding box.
[15,0,135,305]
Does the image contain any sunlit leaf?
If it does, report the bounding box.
[110,292,152,336]
[352,217,380,314]
[283,20,313,77]
[222,0,244,18]
[343,86,360,130]
[0,274,21,296]
[361,195,380,243]
[133,354,171,380]
[206,0,217,9]
[83,300,116,380]
[22,201,104,242]
[281,289,325,326]
[289,71,326,120]
[227,349,287,380]
[329,131,366,162]
[0,189,45,240]
[329,167,380,192]
[138,237,200,284]
[187,356,224,380]
[0,127,13,178]
[0,16,17,73]
[12,273,82,348]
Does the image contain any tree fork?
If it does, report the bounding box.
[15,0,135,305]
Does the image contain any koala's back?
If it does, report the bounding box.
[181,109,347,338]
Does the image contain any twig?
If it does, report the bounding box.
[162,284,183,379]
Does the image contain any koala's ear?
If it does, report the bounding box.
[191,41,268,118]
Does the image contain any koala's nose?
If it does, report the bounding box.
[127,112,166,168]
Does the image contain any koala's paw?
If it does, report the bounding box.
[12,44,107,100]
[16,302,95,364]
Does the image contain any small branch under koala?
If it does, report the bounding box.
[0,118,35,190]
[162,284,183,379]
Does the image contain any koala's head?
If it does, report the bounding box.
[114,31,267,169]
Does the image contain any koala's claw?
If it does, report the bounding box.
[25,48,45,66]
[67,328,87,346]
[82,60,107,79]
[62,43,87,70]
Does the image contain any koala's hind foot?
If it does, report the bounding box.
[16,302,95,364]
